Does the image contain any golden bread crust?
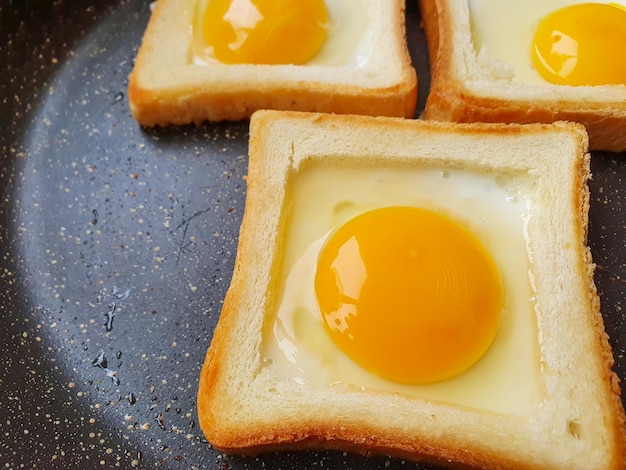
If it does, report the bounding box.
[418,0,626,152]
[197,110,626,469]
[128,0,417,126]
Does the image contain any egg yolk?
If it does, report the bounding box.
[314,207,503,384]
[199,0,328,65]
[531,3,626,86]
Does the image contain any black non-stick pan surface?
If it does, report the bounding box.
[1,1,625,469]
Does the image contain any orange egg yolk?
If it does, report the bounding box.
[199,0,328,65]
[314,207,503,384]
[531,3,626,86]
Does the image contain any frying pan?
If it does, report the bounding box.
[1,1,624,468]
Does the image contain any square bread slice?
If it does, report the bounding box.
[197,110,625,469]
[418,0,626,153]
[128,0,417,126]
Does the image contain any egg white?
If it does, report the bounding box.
[469,0,626,84]
[260,163,545,417]
[191,0,370,67]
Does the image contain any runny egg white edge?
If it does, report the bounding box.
[258,163,545,417]
[191,0,372,68]
[468,0,626,85]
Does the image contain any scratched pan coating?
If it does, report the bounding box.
[0,1,624,469]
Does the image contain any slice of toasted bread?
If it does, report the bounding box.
[197,110,625,469]
[127,0,417,126]
[418,0,626,152]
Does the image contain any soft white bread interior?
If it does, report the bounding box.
[128,0,417,126]
[197,110,625,469]
[418,0,626,152]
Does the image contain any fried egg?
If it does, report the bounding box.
[191,0,370,67]
[469,0,626,85]
[315,206,503,385]
[260,163,545,416]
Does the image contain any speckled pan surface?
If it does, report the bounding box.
[0,1,624,469]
